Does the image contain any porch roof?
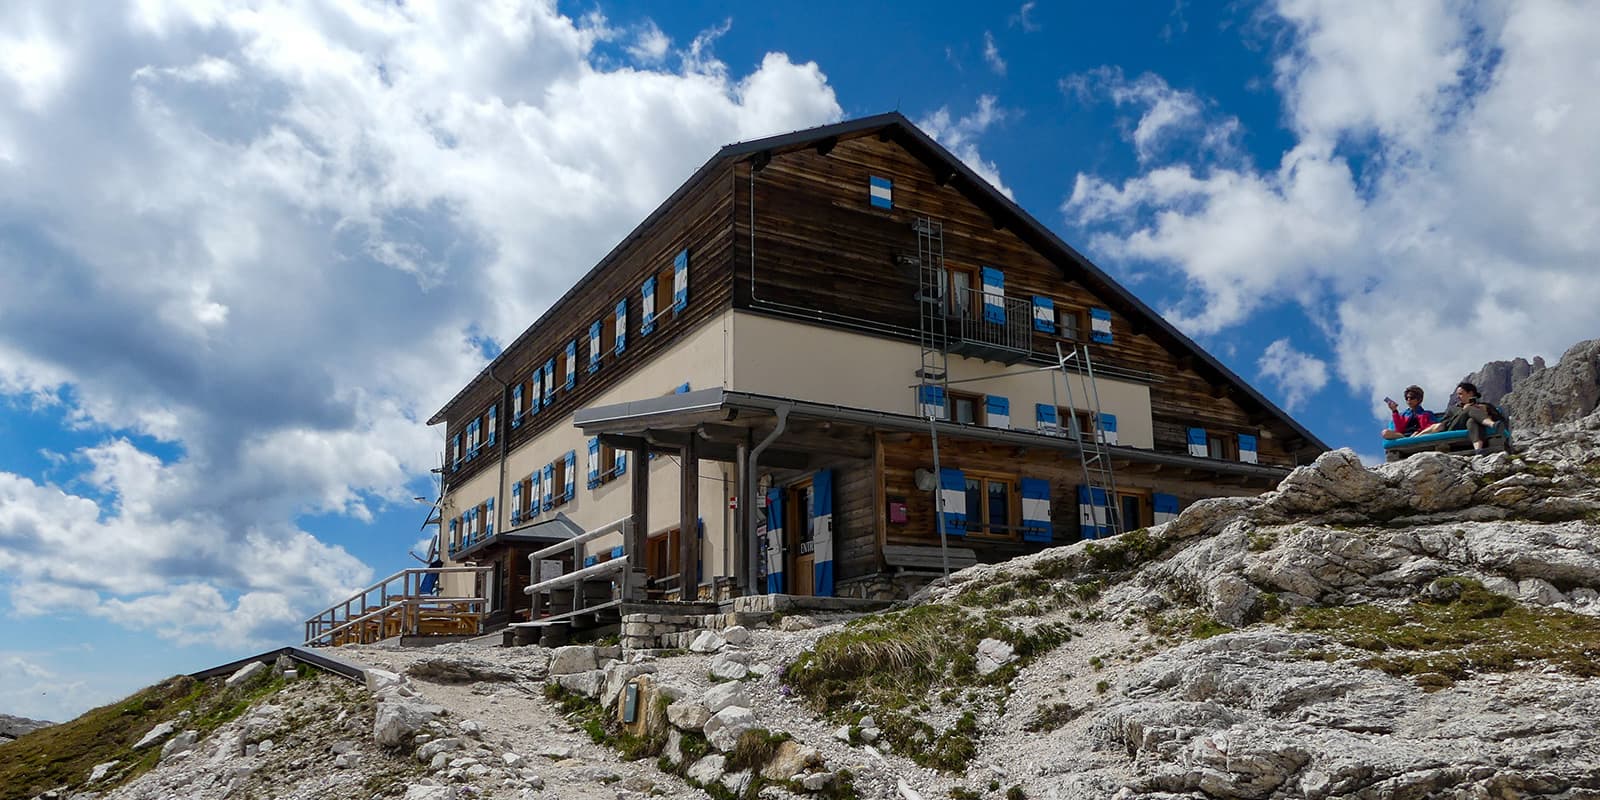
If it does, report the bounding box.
[573,388,1297,484]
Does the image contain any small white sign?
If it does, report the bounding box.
[539,559,565,582]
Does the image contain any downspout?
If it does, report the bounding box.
[744,405,790,594]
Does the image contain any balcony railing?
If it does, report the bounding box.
[303,565,492,647]
[927,286,1034,364]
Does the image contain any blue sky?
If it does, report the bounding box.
[2,0,1597,722]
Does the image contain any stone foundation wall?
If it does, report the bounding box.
[620,610,773,652]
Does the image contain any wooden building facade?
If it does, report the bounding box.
[428,113,1327,617]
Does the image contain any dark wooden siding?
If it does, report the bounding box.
[731,136,1302,467]
[444,163,738,491]
[834,460,878,580]
[878,431,1268,562]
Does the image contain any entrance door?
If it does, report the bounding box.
[786,481,815,597]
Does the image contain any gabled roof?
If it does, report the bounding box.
[429,113,1328,456]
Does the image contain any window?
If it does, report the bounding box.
[646,528,682,581]
[1117,491,1149,531]
[1061,409,1096,441]
[551,457,568,506]
[1208,433,1235,461]
[517,477,533,521]
[657,264,675,325]
[600,442,618,480]
[948,390,983,425]
[601,318,616,362]
[1058,307,1083,340]
[961,472,1016,537]
[938,267,975,319]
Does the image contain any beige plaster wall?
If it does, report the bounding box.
[440,311,737,594]
[727,312,1153,447]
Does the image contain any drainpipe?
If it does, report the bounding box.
[744,405,790,594]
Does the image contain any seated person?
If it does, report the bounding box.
[1382,385,1437,439]
[1417,381,1509,452]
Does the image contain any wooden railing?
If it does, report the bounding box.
[303,566,492,647]
[524,516,639,622]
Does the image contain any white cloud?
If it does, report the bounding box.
[1064,0,1600,407]
[1009,2,1040,33]
[1256,338,1329,410]
[983,32,1006,76]
[627,20,671,64]
[1062,67,1240,163]
[918,95,1013,198]
[0,1,841,654]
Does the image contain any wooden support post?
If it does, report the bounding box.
[630,443,649,601]
[734,438,749,595]
[680,437,699,600]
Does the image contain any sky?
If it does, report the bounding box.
[1,0,1596,722]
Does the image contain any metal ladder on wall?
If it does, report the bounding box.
[914,217,949,404]
[1056,342,1125,538]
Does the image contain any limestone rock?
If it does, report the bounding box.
[762,740,823,780]
[689,630,726,653]
[704,706,757,751]
[778,615,819,631]
[975,637,1016,676]
[686,753,727,785]
[547,645,598,675]
[1496,339,1600,428]
[373,698,442,747]
[721,625,751,645]
[402,785,457,800]
[133,720,177,750]
[701,681,751,713]
[721,769,753,795]
[709,654,751,681]
[87,761,119,783]
[667,699,713,731]
[407,657,519,684]
[364,668,412,698]
[224,661,269,689]
[600,661,658,708]
[160,729,198,761]
[552,669,605,698]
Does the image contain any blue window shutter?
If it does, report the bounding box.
[1020,478,1052,543]
[938,467,967,535]
[1187,427,1208,458]
[451,434,461,468]
[1238,434,1259,464]
[564,342,576,390]
[1035,403,1058,432]
[511,385,523,427]
[1153,493,1180,525]
[486,405,496,446]
[527,370,540,415]
[764,489,784,594]
[588,322,602,373]
[811,469,834,597]
[511,482,521,524]
[641,277,656,335]
[1098,413,1117,445]
[673,249,689,313]
[674,382,691,394]
[1077,485,1110,540]
[543,359,556,405]
[564,450,576,500]
[541,464,554,510]
[1032,296,1054,332]
[918,384,946,420]
[868,175,893,209]
[615,448,627,476]
[485,497,494,537]
[586,437,600,489]
[615,300,627,355]
[1090,308,1113,344]
[984,395,1010,429]
[448,517,457,547]
[980,267,1005,324]
[529,471,541,518]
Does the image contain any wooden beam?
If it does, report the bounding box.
[628,443,649,603]
[679,438,699,599]
[814,137,837,156]
[696,422,751,443]
[751,150,772,172]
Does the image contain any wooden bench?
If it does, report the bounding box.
[1383,426,1512,462]
[883,544,979,575]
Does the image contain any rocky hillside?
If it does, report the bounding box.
[1,714,54,746]
[1462,337,1599,427]
[10,413,1600,800]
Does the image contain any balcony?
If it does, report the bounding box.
[924,286,1034,364]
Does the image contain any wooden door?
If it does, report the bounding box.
[787,481,815,597]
